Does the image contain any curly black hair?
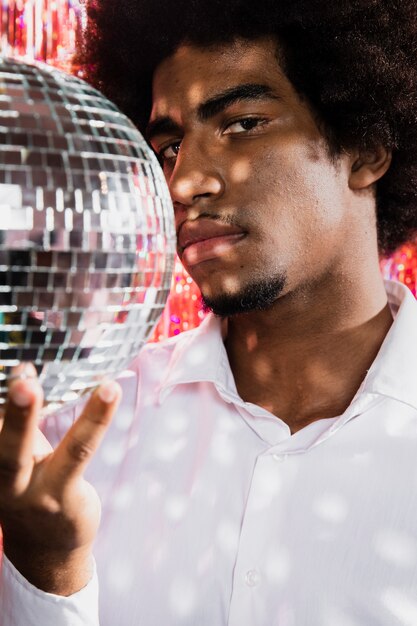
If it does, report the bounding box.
[78,0,417,255]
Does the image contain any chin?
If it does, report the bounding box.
[201,274,287,317]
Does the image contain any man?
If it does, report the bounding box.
[1,1,417,624]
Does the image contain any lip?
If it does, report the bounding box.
[178,218,246,266]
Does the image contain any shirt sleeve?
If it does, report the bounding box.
[0,553,99,626]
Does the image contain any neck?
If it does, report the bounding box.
[225,264,393,434]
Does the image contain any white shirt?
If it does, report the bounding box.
[2,279,417,626]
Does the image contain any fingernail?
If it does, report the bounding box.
[98,381,119,404]
[10,362,37,380]
[21,363,37,378]
[9,380,35,407]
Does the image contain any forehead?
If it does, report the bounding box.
[150,38,289,120]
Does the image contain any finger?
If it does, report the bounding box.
[46,381,122,488]
[0,363,38,420]
[0,365,43,493]
[8,362,38,383]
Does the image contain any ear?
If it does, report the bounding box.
[349,146,392,190]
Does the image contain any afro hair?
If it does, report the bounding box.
[79,0,417,255]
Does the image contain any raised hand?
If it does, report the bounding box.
[0,364,121,596]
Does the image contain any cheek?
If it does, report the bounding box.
[251,147,346,225]
[235,150,350,271]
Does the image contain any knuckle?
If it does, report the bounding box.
[0,456,25,480]
[35,493,61,515]
[66,436,94,462]
[83,410,109,427]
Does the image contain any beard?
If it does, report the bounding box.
[202,272,287,317]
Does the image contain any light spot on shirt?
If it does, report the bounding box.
[216,519,241,555]
[154,436,187,462]
[106,559,135,594]
[112,485,134,510]
[165,494,187,522]
[374,529,417,567]
[169,577,197,618]
[166,412,189,434]
[382,588,417,625]
[114,408,135,431]
[321,606,359,626]
[100,440,126,465]
[184,345,208,366]
[384,412,417,438]
[251,459,283,510]
[264,547,291,585]
[312,493,348,524]
[210,432,236,466]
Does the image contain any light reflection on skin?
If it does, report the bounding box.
[230,158,252,183]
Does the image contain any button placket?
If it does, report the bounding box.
[228,454,294,624]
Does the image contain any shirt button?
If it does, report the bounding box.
[245,569,260,587]
[273,454,286,463]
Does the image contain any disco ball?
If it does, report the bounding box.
[0,58,175,414]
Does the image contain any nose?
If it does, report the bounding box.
[168,140,225,208]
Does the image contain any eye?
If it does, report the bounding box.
[158,140,181,162]
[223,117,268,135]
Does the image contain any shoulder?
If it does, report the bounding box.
[128,325,201,380]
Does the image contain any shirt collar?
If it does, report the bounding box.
[158,279,417,411]
[361,279,417,409]
[157,313,234,403]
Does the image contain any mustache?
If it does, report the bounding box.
[176,211,244,238]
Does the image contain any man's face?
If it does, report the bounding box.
[149,38,363,316]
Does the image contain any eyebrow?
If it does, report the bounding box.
[146,83,280,142]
